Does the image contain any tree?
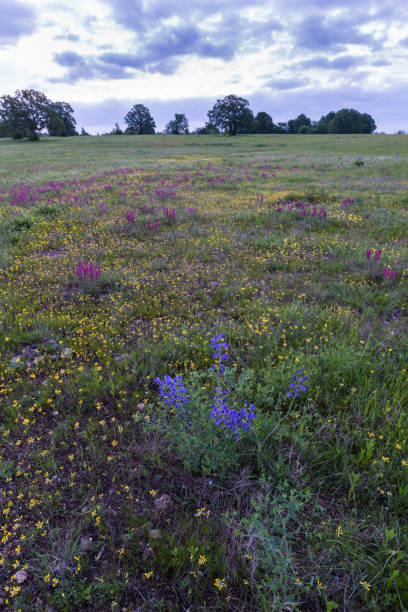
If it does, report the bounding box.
[0,120,10,138]
[80,127,89,136]
[274,122,288,134]
[194,121,220,134]
[326,109,376,134]
[0,89,52,140]
[254,111,275,134]
[111,122,123,135]
[0,89,77,140]
[124,104,156,134]
[360,113,376,134]
[207,95,253,136]
[287,113,312,134]
[165,113,189,134]
[47,101,77,136]
[316,111,336,134]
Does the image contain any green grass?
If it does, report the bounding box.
[0,133,407,611]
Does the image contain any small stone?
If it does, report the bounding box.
[80,536,93,551]
[149,529,161,539]
[154,494,171,512]
[14,569,28,584]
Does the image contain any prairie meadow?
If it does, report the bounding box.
[0,133,407,611]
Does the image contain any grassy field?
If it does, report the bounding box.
[0,134,407,611]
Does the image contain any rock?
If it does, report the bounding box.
[14,570,28,584]
[80,536,93,551]
[154,494,171,512]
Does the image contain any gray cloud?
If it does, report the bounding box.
[292,14,380,52]
[0,0,36,45]
[100,24,235,70]
[52,50,132,82]
[54,32,80,42]
[266,77,308,90]
[53,21,238,82]
[296,54,365,70]
[101,0,281,68]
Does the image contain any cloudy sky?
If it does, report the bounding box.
[1,0,408,133]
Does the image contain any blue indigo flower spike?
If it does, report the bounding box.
[154,374,190,417]
[210,334,229,375]
[286,369,309,398]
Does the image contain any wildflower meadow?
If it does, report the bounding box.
[0,133,407,611]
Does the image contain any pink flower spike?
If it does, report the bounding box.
[366,250,371,259]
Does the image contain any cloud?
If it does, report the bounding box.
[100,24,235,70]
[0,0,36,45]
[102,0,281,64]
[51,50,133,82]
[296,54,365,70]
[292,14,381,52]
[53,21,238,81]
[265,77,308,90]
[54,32,80,42]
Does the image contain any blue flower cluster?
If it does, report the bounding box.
[210,335,256,439]
[154,335,257,441]
[154,374,190,417]
[210,334,229,375]
[286,369,309,398]
[210,399,257,440]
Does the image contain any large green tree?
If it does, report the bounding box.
[46,101,77,136]
[287,113,312,134]
[124,104,156,134]
[0,89,50,140]
[317,109,376,134]
[254,111,275,133]
[0,89,77,140]
[207,95,253,136]
[165,113,189,134]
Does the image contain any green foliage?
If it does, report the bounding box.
[254,111,275,134]
[165,113,189,135]
[207,94,253,135]
[317,108,377,134]
[124,103,156,134]
[227,478,313,610]
[287,113,312,134]
[0,89,77,140]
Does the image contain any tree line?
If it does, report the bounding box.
[0,90,377,140]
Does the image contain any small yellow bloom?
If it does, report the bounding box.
[360,581,371,591]
[214,577,227,591]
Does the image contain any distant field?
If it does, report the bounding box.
[0,134,407,611]
[1,133,408,188]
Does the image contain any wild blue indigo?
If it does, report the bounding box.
[210,334,256,439]
[154,374,190,417]
[210,334,229,375]
[286,370,309,398]
[210,400,256,440]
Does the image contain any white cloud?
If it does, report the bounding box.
[0,0,408,132]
